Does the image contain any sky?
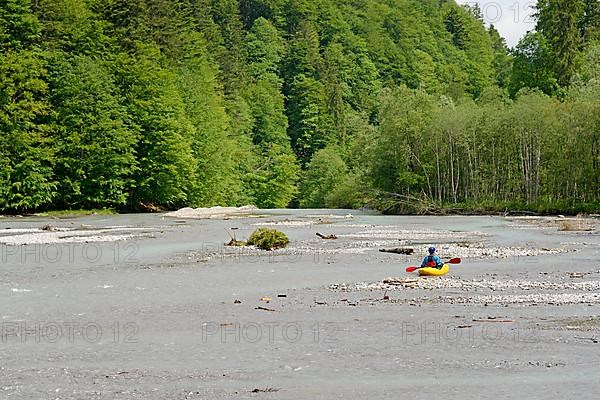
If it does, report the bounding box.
[456,0,537,48]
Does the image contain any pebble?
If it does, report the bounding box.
[329,278,600,292]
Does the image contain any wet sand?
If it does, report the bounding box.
[1,211,599,399]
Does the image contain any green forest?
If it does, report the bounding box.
[1,0,599,214]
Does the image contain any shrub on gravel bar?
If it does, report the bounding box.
[247,228,289,250]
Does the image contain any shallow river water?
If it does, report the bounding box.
[1,210,599,399]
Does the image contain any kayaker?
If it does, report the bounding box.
[421,246,443,269]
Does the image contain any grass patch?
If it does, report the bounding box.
[247,228,289,250]
[35,208,117,217]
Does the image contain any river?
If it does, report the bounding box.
[1,210,599,398]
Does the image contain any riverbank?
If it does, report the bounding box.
[0,208,117,218]
[3,197,600,219]
[376,197,600,216]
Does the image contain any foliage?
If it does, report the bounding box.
[0,49,56,211]
[0,0,40,51]
[0,0,598,214]
[247,227,289,250]
[47,53,137,208]
[299,146,347,208]
[509,32,558,97]
[365,84,599,210]
[115,45,197,209]
[536,0,584,86]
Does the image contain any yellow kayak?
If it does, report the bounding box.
[418,264,449,276]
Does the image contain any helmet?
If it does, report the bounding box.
[428,246,436,254]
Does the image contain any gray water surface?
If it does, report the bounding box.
[1,211,599,399]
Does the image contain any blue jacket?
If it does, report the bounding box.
[421,255,442,268]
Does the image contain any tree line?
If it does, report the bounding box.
[0,0,598,213]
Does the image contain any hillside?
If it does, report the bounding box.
[0,0,598,213]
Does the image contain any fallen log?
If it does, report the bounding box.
[379,247,414,255]
[255,306,277,312]
[316,232,338,240]
[472,319,514,323]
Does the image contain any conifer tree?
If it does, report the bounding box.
[536,0,585,86]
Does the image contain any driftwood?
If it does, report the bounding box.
[382,277,418,286]
[225,228,245,246]
[472,319,514,323]
[574,337,599,343]
[252,387,279,393]
[255,306,277,312]
[225,239,246,246]
[316,232,338,240]
[379,247,414,255]
[139,202,163,212]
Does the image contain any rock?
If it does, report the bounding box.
[164,205,258,219]
[41,224,56,231]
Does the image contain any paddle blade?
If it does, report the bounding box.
[405,266,419,272]
[447,257,461,264]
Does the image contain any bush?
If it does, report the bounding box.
[247,228,289,250]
